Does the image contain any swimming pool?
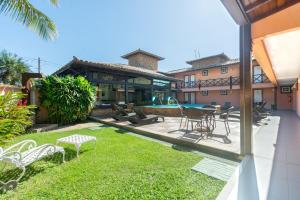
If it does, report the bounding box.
[144,104,207,109]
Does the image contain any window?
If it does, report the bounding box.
[92,72,98,80]
[184,93,189,103]
[254,89,263,103]
[221,66,228,74]
[190,75,196,87]
[184,75,189,86]
[201,90,208,96]
[281,86,291,94]
[202,70,208,76]
[220,90,228,95]
[184,92,196,104]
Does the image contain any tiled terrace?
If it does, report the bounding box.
[217,111,300,200]
[90,112,263,159]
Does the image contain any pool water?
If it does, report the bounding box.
[144,104,206,109]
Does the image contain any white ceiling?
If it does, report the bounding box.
[264,29,300,85]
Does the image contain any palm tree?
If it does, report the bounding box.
[0,50,30,85]
[0,0,58,40]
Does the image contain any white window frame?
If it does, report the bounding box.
[221,66,228,74]
[201,90,208,96]
[202,70,208,76]
[184,93,189,103]
[190,92,196,104]
[254,89,263,103]
[220,90,228,96]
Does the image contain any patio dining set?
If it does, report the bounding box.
[178,105,234,138]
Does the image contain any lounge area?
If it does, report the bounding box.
[90,108,267,159]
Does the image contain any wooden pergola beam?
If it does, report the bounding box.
[252,39,278,86]
[252,3,300,40]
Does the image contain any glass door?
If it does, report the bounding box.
[190,75,195,87]
[254,89,263,104]
[190,92,196,104]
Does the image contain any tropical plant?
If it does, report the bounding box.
[0,92,35,141]
[38,75,95,125]
[0,0,58,40]
[0,50,30,85]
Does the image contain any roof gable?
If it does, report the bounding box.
[121,49,164,60]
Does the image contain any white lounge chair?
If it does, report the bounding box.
[0,140,65,192]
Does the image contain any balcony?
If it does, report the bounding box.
[177,76,240,89]
[253,73,270,84]
[177,74,271,89]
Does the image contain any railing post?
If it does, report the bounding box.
[240,24,253,156]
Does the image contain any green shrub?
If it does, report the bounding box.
[0,92,35,141]
[38,75,95,125]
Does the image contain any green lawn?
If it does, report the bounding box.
[1,125,225,200]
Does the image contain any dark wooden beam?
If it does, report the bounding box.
[236,0,251,23]
[240,24,253,155]
[251,0,300,22]
[245,0,272,13]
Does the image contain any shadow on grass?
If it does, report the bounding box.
[172,144,193,152]
[0,148,77,194]
[115,129,128,134]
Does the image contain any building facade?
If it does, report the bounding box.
[54,49,177,105]
[168,53,277,109]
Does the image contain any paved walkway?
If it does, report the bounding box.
[93,115,249,155]
[218,111,300,200]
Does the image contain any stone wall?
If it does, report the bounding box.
[128,53,158,71]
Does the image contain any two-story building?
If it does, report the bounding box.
[168,53,277,109]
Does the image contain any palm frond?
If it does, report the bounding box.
[49,0,58,6]
[0,0,58,40]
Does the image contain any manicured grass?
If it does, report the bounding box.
[1,125,225,199]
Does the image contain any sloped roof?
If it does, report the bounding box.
[168,58,240,74]
[121,49,164,60]
[53,57,178,81]
[186,53,230,65]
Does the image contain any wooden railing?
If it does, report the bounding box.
[177,76,240,89]
[253,74,270,84]
[176,74,270,89]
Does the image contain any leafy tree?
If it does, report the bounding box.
[38,75,95,125]
[0,0,58,40]
[0,92,35,142]
[0,50,30,85]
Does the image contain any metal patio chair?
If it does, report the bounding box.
[178,105,188,129]
[185,108,213,137]
[215,106,234,136]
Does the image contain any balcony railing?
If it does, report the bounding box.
[176,74,270,89]
[253,74,270,84]
[177,76,240,89]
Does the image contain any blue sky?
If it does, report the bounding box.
[0,0,238,75]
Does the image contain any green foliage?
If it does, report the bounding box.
[0,50,30,85]
[1,127,224,199]
[38,75,95,125]
[0,92,35,141]
[0,0,58,40]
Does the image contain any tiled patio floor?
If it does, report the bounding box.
[91,113,262,156]
[217,111,300,200]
